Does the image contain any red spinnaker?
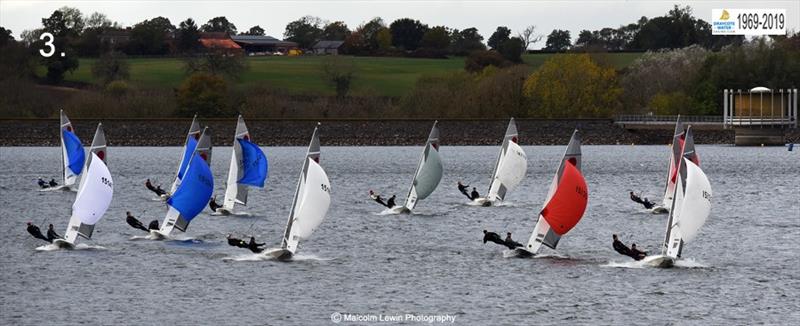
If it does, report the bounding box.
[541,161,588,235]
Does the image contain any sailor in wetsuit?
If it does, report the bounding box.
[629,243,647,260]
[208,196,221,212]
[483,230,505,246]
[630,192,655,209]
[49,179,58,187]
[457,182,471,199]
[247,237,266,253]
[369,190,391,208]
[46,224,61,242]
[126,211,149,232]
[386,195,396,208]
[612,234,646,261]
[37,178,48,189]
[226,234,248,249]
[504,232,523,249]
[470,188,480,200]
[148,220,160,231]
[26,222,50,242]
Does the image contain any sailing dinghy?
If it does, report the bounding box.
[151,128,214,240]
[216,115,268,215]
[49,110,85,191]
[473,118,527,206]
[385,121,443,214]
[51,151,113,249]
[513,130,588,257]
[270,124,331,261]
[651,116,700,214]
[644,126,710,268]
[167,115,202,197]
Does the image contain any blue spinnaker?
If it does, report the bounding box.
[168,153,213,221]
[177,137,198,181]
[62,130,85,175]
[237,138,268,187]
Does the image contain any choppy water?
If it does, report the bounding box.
[1,145,798,325]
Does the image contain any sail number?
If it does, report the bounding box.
[101,177,113,188]
[702,190,712,201]
[320,183,330,193]
[575,186,587,198]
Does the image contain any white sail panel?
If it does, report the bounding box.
[487,141,527,201]
[64,153,113,243]
[675,159,712,243]
[223,115,250,210]
[285,159,331,253]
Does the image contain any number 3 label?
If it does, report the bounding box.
[39,32,55,57]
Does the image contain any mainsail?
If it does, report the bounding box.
[221,115,268,212]
[662,127,709,259]
[522,129,588,254]
[63,152,113,244]
[60,110,85,188]
[77,123,107,188]
[170,115,202,194]
[403,121,443,211]
[658,116,701,211]
[280,124,331,255]
[160,128,213,236]
[485,118,527,203]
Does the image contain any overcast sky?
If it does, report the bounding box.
[1,0,798,48]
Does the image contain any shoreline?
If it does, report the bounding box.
[0,118,781,146]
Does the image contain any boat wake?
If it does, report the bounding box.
[35,243,106,251]
[38,185,74,192]
[210,211,253,217]
[223,248,334,262]
[129,234,198,242]
[502,249,570,259]
[603,257,709,269]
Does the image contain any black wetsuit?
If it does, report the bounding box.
[247,238,265,253]
[630,193,645,204]
[483,231,504,246]
[372,195,389,208]
[37,179,48,188]
[126,215,149,232]
[470,190,480,200]
[154,186,167,196]
[642,198,655,209]
[46,228,61,242]
[148,220,159,231]
[504,235,523,249]
[209,199,221,212]
[227,237,248,249]
[629,247,647,261]
[613,239,631,256]
[458,184,470,198]
[386,196,396,208]
[27,225,49,242]
[49,179,58,187]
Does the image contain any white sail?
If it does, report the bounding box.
[280,124,330,256]
[77,123,107,189]
[222,115,251,212]
[485,118,527,203]
[170,115,201,194]
[284,158,331,253]
[59,110,80,188]
[524,129,581,254]
[663,158,712,258]
[63,153,113,244]
[403,121,443,211]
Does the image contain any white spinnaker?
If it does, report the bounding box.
[487,141,527,202]
[64,153,113,244]
[285,158,331,253]
[404,144,443,211]
[222,115,250,211]
[664,158,711,258]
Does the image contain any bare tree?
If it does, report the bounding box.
[519,25,543,50]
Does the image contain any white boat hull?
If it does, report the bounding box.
[650,205,669,214]
[510,247,536,258]
[148,230,169,240]
[642,255,675,268]
[473,197,494,207]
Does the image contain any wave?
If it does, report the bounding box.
[35,243,106,251]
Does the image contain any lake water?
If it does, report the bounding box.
[0,145,798,325]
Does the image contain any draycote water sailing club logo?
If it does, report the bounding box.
[712,8,787,35]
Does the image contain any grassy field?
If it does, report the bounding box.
[63,53,643,96]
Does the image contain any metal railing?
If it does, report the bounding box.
[614,115,722,123]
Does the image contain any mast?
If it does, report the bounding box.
[281,123,321,250]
